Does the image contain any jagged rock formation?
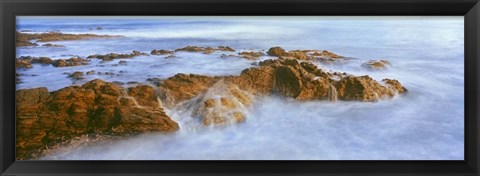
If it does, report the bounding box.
[16,79,179,160]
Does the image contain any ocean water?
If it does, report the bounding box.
[16,16,464,160]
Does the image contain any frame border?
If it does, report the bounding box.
[1,0,479,175]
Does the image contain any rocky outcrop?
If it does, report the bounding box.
[238,51,264,60]
[52,57,89,67]
[158,74,220,107]
[189,81,253,126]
[68,71,84,80]
[16,79,179,160]
[87,51,148,61]
[16,58,33,69]
[175,46,235,54]
[31,57,53,65]
[362,60,390,70]
[16,31,122,47]
[158,58,406,103]
[266,47,312,60]
[151,49,173,55]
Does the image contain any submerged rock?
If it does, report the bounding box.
[42,43,65,47]
[87,51,148,61]
[16,79,179,160]
[68,71,84,80]
[151,49,173,55]
[175,46,236,54]
[362,60,390,70]
[238,51,264,60]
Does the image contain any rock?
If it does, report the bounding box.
[175,46,206,52]
[266,47,312,60]
[118,60,127,65]
[175,46,236,54]
[151,49,173,55]
[16,31,38,47]
[16,79,179,160]
[217,46,235,52]
[16,58,33,69]
[52,57,89,67]
[16,31,121,44]
[96,26,103,30]
[86,70,96,75]
[362,60,390,70]
[68,71,84,80]
[165,55,176,59]
[189,81,252,126]
[31,57,53,65]
[158,74,220,107]
[267,46,289,57]
[220,54,237,58]
[238,51,264,60]
[311,50,344,59]
[87,51,148,61]
[42,43,65,47]
[382,78,407,93]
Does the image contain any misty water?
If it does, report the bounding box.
[16,16,464,160]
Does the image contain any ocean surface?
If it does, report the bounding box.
[16,16,464,160]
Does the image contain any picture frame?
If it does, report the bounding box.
[1,0,479,175]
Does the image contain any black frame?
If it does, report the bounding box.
[1,0,479,175]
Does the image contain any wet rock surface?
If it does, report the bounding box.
[87,51,148,61]
[16,31,122,47]
[238,51,265,60]
[16,79,179,160]
[175,46,236,54]
[52,57,90,67]
[362,60,391,70]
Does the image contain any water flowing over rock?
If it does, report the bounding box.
[238,51,265,60]
[175,46,236,54]
[362,60,391,70]
[16,79,179,160]
[188,81,253,126]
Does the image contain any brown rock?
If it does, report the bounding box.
[151,49,173,55]
[238,51,264,60]
[190,81,252,126]
[31,57,53,65]
[16,79,179,160]
[158,74,220,107]
[52,57,89,67]
[68,71,84,80]
[16,31,122,44]
[16,58,33,69]
[87,51,147,61]
[363,60,390,70]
